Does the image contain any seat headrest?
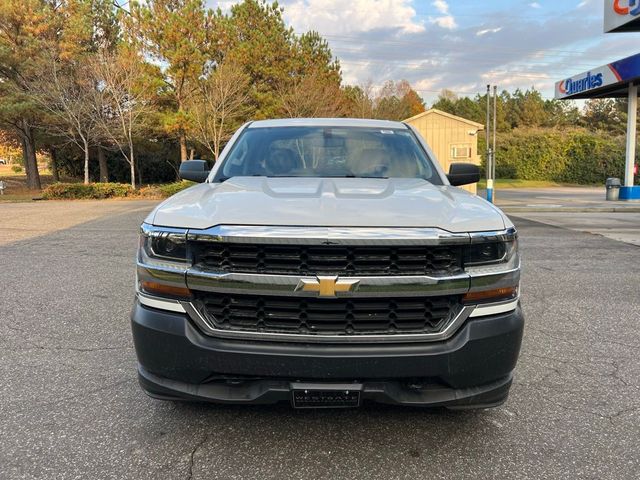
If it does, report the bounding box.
[266,148,299,175]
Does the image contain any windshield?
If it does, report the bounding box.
[215,126,442,184]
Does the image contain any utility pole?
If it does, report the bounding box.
[485,85,493,203]
[492,85,498,197]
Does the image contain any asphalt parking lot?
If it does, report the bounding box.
[1,201,639,479]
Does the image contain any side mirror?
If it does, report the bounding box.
[447,163,480,187]
[179,160,210,183]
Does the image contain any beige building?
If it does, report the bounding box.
[404,109,483,194]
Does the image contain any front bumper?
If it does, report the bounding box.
[131,300,524,408]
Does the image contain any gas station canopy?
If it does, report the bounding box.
[604,0,640,32]
[554,52,640,100]
[555,48,640,200]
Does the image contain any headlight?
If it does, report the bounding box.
[463,230,520,304]
[140,224,187,263]
[463,239,517,267]
[137,224,191,299]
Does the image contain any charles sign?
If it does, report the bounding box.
[555,52,640,99]
[555,65,618,99]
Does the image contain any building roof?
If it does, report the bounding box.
[249,118,408,129]
[403,109,484,129]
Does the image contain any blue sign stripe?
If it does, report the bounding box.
[609,52,640,82]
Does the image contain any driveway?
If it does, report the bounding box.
[1,201,638,479]
[485,186,640,212]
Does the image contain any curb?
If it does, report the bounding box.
[500,206,640,213]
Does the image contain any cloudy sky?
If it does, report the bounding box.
[209,0,640,103]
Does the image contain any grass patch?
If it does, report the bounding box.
[0,192,43,202]
[0,172,57,202]
[0,164,50,176]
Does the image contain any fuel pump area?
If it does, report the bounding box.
[555,53,640,200]
[554,2,640,200]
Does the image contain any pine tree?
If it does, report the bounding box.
[0,0,55,190]
[126,0,217,162]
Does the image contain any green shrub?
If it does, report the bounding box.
[485,128,629,184]
[11,165,22,173]
[560,132,625,184]
[42,181,196,200]
[137,181,195,199]
[42,182,134,199]
[158,181,195,197]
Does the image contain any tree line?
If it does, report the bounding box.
[432,89,637,184]
[433,87,630,135]
[2,0,632,190]
[0,0,426,190]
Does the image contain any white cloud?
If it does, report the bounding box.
[430,0,457,29]
[206,1,237,12]
[207,0,639,104]
[430,16,457,29]
[433,0,450,14]
[283,0,425,35]
[529,2,541,8]
[334,13,610,102]
[413,76,443,92]
[476,27,503,36]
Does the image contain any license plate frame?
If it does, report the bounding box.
[291,383,362,409]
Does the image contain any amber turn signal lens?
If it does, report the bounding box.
[463,286,518,304]
[140,281,192,299]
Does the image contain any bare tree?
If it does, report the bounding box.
[28,54,102,184]
[189,62,252,161]
[350,81,375,119]
[373,80,424,121]
[279,72,346,119]
[90,48,155,188]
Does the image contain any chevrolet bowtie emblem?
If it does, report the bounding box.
[295,276,360,297]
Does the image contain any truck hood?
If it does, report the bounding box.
[148,177,507,233]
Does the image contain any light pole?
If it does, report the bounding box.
[485,85,493,203]
[492,85,497,196]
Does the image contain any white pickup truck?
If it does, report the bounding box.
[132,118,523,409]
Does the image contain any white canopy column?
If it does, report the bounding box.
[624,84,638,189]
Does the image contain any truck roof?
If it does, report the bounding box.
[247,118,408,129]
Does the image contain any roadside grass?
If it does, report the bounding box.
[0,171,57,202]
[1,166,194,202]
[0,164,51,176]
[0,192,44,202]
[477,179,586,189]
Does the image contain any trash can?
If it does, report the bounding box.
[605,177,621,201]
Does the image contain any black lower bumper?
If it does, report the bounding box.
[131,300,524,409]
